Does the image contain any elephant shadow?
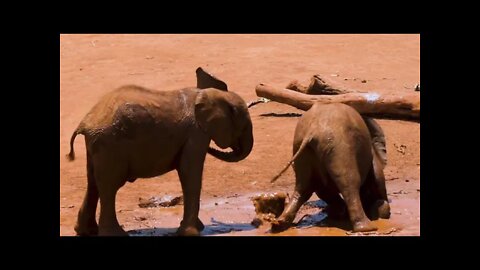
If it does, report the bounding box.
[292,200,354,232]
[127,200,355,236]
[127,218,256,237]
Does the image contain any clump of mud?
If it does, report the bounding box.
[138,195,183,208]
[251,192,288,227]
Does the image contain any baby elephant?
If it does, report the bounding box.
[271,103,390,233]
[67,67,254,236]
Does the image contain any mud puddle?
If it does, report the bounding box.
[126,191,417,236]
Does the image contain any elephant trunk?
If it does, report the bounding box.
[208,124,253,163]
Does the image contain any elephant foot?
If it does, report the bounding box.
[74,221,99,236]
[176,226,200,236]
[98,226,129,236]
[371,200,391,219]
[367,200,391,220]
[271,218,292,233]
[352,220,377,232]
[180,218,205,232]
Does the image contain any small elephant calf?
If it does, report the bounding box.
[271,103,390,233]
[67,67,254,236]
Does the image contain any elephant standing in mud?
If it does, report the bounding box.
[270,103,390,232]
[67,67,254,236]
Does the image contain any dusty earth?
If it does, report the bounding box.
[60,34,420,236]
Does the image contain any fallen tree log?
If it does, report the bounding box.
[255,83,420,121]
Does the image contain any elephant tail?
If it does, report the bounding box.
[271,138,310,183]
[66,127,83,161]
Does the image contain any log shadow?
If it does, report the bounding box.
[260,112,303,117]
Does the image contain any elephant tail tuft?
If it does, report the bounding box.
[66,128,83,161]
[271,138,310,183]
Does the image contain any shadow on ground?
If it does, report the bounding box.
[128,218,257,236]
[260,112,303,117]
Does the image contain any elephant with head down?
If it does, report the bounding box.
[270,103,390,233]
[67,67,254,236]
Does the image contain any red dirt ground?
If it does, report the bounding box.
[60,34,420,236]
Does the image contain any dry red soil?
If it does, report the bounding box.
[60,34,420,236]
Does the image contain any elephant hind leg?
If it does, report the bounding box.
[94,154,128,236]
[75,153,99,236]
[326,158,377,232]
[272,150,314,232]
[97,179,128,236]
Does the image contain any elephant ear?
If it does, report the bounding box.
[194,89,233,148]
[363,117,387,166]
[196,67,228,91]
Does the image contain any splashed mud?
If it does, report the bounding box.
[251,192,288,227]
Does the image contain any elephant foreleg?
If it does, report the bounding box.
[176,142,207,236]
[75,154,99,236]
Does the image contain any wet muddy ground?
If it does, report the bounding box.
[60,34,420,236]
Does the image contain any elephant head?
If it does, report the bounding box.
[194,67,254,162]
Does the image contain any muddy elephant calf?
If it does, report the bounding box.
[271,103,390,232]
[67,68,254,236]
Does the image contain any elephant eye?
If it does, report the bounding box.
[230,106,237,116]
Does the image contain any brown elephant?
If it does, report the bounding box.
[66,67,254,236]
[270,103,390,233]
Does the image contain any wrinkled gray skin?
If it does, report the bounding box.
[67,67,254,236]
[271,103,390,233]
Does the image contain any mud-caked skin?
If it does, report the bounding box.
[271,103,390,233]
[68,67,254,236]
